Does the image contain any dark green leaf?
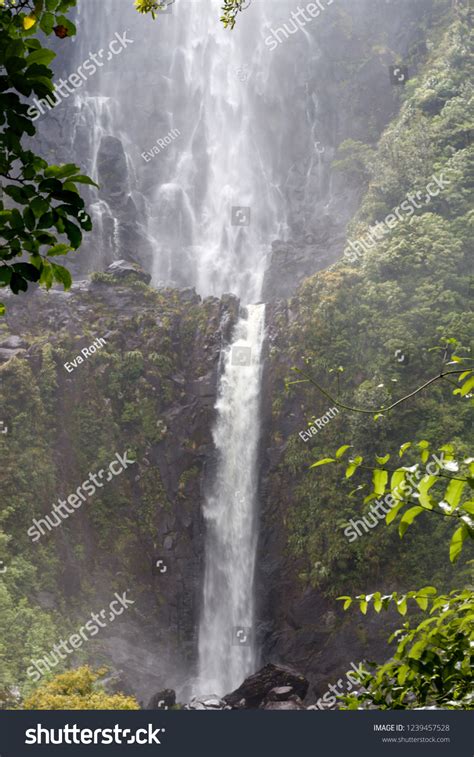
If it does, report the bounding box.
[11,262,41,282]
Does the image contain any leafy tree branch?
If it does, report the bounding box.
[289,366,469,416]
[0,0,96,315]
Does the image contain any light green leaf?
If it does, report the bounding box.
[310,458,335,468]
[68,175,99,188]
[44,163,80,180]
[418,586,437,596]
[399,442,411,457]
[50,263,72,289]
[444,478,466,511]
[399,506,424,537]
[460,500,474,515]
[396,597,408,616]
[418,475,436,509]
[337,596,353,611]
[417,441,430,463]
[397,664,410,685]
[26,48,56,66]
[335,445,351,459]
[408,640,426,660]
[47,243,72,257]
[414,593,429,611]
[449,524,469,563]
[373,468,388,496]
[391,469,406,500]
[460,376,474,396]
[386,500,405,525]
[39,262,53,289]
[373,592,382,613]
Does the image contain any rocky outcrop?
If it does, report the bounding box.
[102,259,152,285]
[147,688,177,710]
[0,334,27,364]
[262,232,342,302]
[186,695,228,711]
[147,665,310,710]
[223,664,309,709]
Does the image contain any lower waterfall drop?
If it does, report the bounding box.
[197,303,266,696]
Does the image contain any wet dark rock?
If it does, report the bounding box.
[0,335,27,349]
[186,694,226,710]
[147,688,176,710]
[97,136,129,207]
[104,260,152,285]
[0,346,26,362]
[190,372,217,404]
[223,664,309,709]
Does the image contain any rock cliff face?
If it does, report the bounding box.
[0,266,241,701]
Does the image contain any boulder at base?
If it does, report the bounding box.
[147,688,176,710]
[223,664,309,709]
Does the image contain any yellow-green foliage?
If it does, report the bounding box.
[24,667,140,710]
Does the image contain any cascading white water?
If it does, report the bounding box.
[70,0,325,299]
[197,304,266,696]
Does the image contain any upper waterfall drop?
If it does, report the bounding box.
[72,0,292,302]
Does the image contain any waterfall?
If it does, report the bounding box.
[62,0,328,694]
[197,304,266,696]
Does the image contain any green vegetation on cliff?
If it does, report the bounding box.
[269,8,472,597]
[0,279,223,698]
